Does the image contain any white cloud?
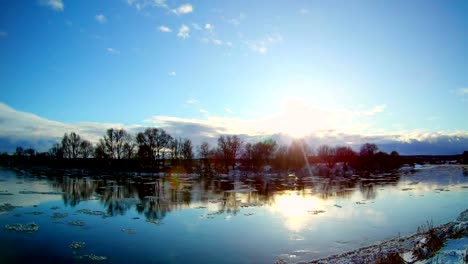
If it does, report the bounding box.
[224,107,234,114]
[227,13,246,26]
[172,3,193,15]
[199,109,209,114]
[299,9,309,14]
[247,33,283,54]
[158,26,172,32]
[212,39,223,45]
[95,14,107,24]
[169,71,176,76]
[362,104,387,116]
[127,0,168,10]
[107,48,120,55]
[0,31,7,37]
[39,0,64,11]
[192,23,202,30]
[205,23,214,30]
[451,88,468,102]
[0,102,141,152]
[453,88,468,96]
[186,98,199,104]
[177,24,190,39]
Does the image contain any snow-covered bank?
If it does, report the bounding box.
[307,209,468,264]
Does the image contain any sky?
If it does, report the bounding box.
[0,0,467,155]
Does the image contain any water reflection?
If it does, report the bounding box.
[2,165,467,225]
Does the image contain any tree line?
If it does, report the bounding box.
[4,128,404,175]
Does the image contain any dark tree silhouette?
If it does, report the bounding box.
[48,143,63,159]
[360,143,378,156]
[62,132,82,159]
[79,140,94,158]
[25,148,36,157]
[15,147,24,156]
[317,145,336,169]
[217,135,243,172]
[335,146,357,168]
[241,139,277,172]
[136,128,172,170]
[98,128,131,159]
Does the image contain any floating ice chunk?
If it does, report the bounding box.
[68,220,86,226]
[84,254,107,261]
[4,222,39,233]
[70,241,86,249]
[51,213,68,219]
[0,203,21,213]
[121,228,137,234]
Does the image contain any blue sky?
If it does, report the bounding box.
[0,0,467,154]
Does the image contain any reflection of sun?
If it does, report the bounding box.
[268,191,328,232]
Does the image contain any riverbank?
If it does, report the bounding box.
[307,209,468,264]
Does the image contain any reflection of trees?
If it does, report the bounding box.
[45,170,402,221]
[59,177,99,207]
[99,181,139,216]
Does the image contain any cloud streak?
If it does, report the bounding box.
[158,26,172,32]
[95,14,107,24]
[127,0,167,10]
[39,0,64,11]
[246,33,283,54]
[106,48,120,55]
[172,4,193,15]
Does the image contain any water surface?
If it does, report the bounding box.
[0,165,467,263]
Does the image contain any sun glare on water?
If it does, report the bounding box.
[268,191,330,232]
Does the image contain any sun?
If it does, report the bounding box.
[270,98,320,138]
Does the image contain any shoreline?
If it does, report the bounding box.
[306,210,468,264]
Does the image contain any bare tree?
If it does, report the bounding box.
[317,145,336,169]
[15,147,24,156]
[335,146,357,167]
[101,128,131,159]
[48,143,63,159]
[123,141,136,159]
[241,139,277,172]
[25,148,36,157]
[79,140,94,158]
[62,132,82,159]
[198,142,211,160]
[136,128,172,169]
[217,135,242,171]
[181,139,194,160]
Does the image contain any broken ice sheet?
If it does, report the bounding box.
[77,209,110,218]
[68,220,86,226]
[4,222,39,233]
[121,228,137,234]
[51,212,68,219]
[0,203,22,213]
[70,241,86,249]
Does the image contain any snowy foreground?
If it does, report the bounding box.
[306,209,468,264]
